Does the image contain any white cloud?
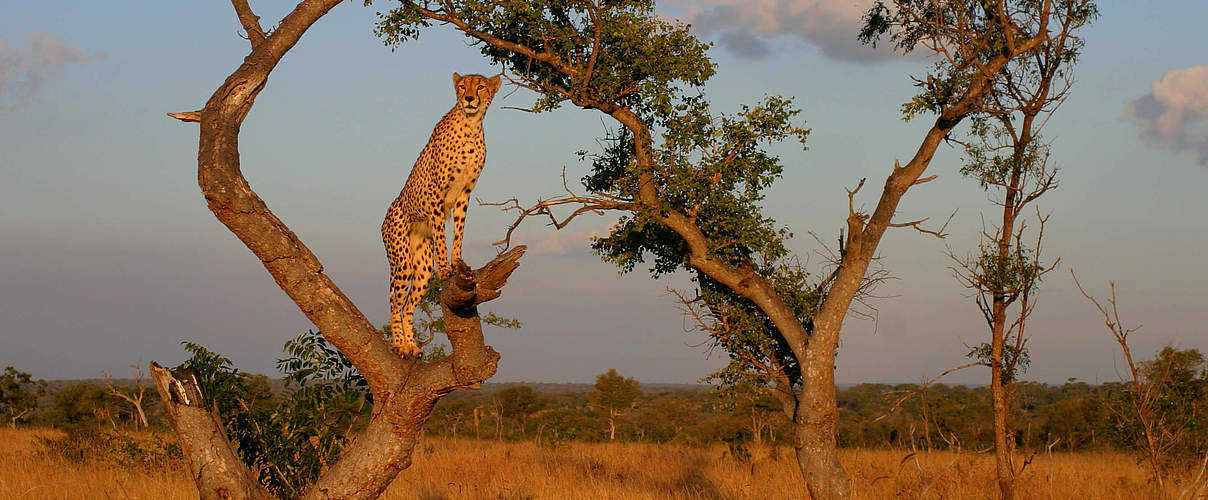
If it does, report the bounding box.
[670,0,895,62]
[0,34,102,106]
[511,227,609,256]
[1124,65,1208,165]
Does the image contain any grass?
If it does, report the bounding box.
[0,427,1191,499]
[385,438,1169,499]
[0,428,195,500]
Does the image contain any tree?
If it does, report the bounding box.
[631,395,702,443]
[154,1,527,498]
[1138,346,1207,469]
[0,366,45,428]
[496,385,546,436]
[723,380,785,445]
[429,398,474,437]
[103,364,152,429]
[587,369,640,440]
[40,383,122,429]
[372,1,1096,497]
[942,2,1096,495]
[1073,276,1176,490]
[534,407,594,443]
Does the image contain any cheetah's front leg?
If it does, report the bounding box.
[450,193,473,267]
[432,207,452,278]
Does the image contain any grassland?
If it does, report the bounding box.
[0,427,1190,499]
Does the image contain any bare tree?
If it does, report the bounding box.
[1071,273,1166,490]
[152,1,527,498]
[104,364,150,429]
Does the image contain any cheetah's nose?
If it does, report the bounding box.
[464,96,474,102]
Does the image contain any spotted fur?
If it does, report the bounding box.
[382,72,502,357]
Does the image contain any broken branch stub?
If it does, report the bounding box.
[443,245,526,313]
[148,362,275,500]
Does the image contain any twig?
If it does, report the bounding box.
[230,0,267,46]
[873,362,981,423]
[888,209,956,239]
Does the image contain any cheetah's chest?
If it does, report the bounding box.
[440,136,484,212]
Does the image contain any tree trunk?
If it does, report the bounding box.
[134,400,149,429]
[151,364,275,500]
[752,408,762,445]
[157,3,526,495]
[474,407,481,440]
[795,333,850,500]
[10,408,32,429]
[990,300,1016,499]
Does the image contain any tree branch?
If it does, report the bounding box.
[231,0,267,46]
[872,362,981,423]
[149,362,275,500]
[410,4,580,77]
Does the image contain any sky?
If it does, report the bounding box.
[1,1,1205,386]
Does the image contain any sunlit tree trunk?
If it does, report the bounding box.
[154,1,526,497]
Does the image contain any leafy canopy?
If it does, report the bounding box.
[0,366,46,423]
[588,368,639,414]
[374,0,714,116]
[861,0,1099,121]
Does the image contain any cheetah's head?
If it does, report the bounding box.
[453,72,502,117]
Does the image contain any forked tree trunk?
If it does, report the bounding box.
[152,251,524,499]
[154,1,526,497]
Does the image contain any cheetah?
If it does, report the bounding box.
[382,72,502,357]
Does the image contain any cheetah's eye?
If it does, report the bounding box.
[478,85,486,90]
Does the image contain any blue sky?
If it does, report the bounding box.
[1,1,1205,385]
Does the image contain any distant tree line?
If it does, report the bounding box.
[418,346,1207,467]
[3,340,1203,493]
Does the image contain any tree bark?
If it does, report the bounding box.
[156,1,526,497]
[990,323,1016,500]
[150,364,274,500]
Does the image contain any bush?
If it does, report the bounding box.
[38,425,183,470]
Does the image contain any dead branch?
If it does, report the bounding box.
[887,209,956,239]
[103,365,150,429]
[1071,270,1165,489]
[484,168,635,247]
[1178,453,1208,500]
[150,362,272,500]
[872,362,981,423]
[167,111,201,122]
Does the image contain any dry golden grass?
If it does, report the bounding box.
[1,427,1194,499]
[0,428,196,500]
[386,438,1174,500]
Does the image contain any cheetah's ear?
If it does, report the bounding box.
[488,74,502,91]
[452,72,463,85]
